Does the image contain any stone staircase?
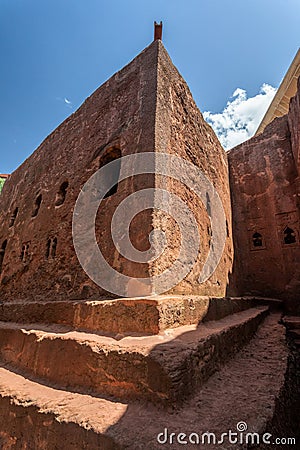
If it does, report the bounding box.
[0,296,292,449]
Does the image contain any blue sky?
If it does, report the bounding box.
[0,0,299,174]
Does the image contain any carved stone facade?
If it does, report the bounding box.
[0,40,233,302]
[0,39,299,313]
[228,78,300,312]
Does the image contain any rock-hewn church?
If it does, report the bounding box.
[0,25,299,449]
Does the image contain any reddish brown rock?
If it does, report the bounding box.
[0,306,268,404]
[151,43,233,297]
[0,296,255,335]
[0,33,298,450]
[0,312,290,450]
[0,40,233,302]
[228,77,300,312]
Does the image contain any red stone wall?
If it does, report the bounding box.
[288,78,300,168]
[228,79,300,312]
[0,41,233,302]
[0,42,158,301]
[151,42,233,297]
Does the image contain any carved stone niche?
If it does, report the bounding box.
[276,211,299,248]
[248,228,266,251]
[247,218,266,251]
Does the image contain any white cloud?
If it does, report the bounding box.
[203,83,277,150]
[55,96,73,108]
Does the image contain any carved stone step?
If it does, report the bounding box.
[0,313,288,450]
[0,307,268,404]
[0,296,256,335]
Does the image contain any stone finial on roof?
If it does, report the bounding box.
[154,21,162,41]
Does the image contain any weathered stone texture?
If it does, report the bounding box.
[151,42,233,297]
[288,77,300,166]
[0,296,254,335]
[0,41,160,301]
[0,311,290,449]
[0,40,233,302]
[228,79,300,311]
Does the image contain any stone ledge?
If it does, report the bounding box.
[0,296,256,335]
[0,312,288,450]
[0,307,268,404]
